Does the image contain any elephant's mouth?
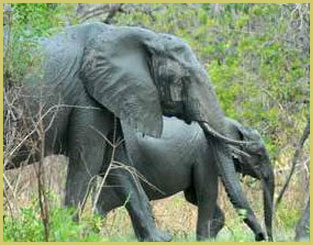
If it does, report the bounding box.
[233,156,261,180]
[161,101,188,122]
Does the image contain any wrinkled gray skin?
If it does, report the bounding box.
[6,23,265,241]
[96,117,275,240]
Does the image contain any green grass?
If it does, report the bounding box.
[106,229,295,242]
[3,198,297,242]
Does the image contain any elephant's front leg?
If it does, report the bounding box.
[193,160,219,241]
[113,146,172,242]
[64,107,113,218]
[209,204,225,238]
[65,144,104,216]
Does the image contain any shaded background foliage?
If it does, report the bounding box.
[3,3,310,242]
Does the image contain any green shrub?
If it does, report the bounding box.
[4,4,78,86]
[3,200,108,242]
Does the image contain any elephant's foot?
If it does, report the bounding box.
[254,231,266,241]
[141,230,172,242]
[243,215,266,241]
[196,235,208,241]
[196,232,214,241]
[208,221,224,239]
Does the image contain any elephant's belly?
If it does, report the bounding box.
[135,153,194,200]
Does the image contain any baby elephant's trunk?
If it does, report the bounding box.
[262,161,275,241]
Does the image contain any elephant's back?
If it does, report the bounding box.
[41,23,106,85]
[162,116,203,140]
[137,116,205,147]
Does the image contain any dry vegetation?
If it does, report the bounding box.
[3,152,308,241]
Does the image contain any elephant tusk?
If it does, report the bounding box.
[229,145,251,158]
[200,121,256,146]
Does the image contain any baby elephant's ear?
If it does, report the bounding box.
[225,118,246,140]
[80,27,163,138]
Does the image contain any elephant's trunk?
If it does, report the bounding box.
[202,128,265,241]
[262,159,275,241]
[186,72,253,147]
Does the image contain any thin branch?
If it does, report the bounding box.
[275,112,310,209]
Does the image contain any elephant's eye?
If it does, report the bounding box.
[169,78,183,101]
[249,147,265,161]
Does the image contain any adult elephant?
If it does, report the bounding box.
[5,23,265,241]
[95,117,275,241]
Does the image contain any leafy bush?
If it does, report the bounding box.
[3,199,108,242]
[4,4,78,86]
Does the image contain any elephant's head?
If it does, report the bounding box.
[226,118,275,241]
[80,24,232,140]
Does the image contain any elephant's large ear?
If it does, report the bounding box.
[226,118,247,140]
[80,27,163,137]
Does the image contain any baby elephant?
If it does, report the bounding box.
[96,117,274,241]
